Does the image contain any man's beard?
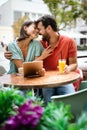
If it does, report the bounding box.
[42,37,47,41]
[42,35,50,43]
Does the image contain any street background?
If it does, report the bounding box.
[0,46,9,71]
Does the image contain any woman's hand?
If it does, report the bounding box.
[36,68,45,77]
[18,67,24,75]
[41,46,53,59]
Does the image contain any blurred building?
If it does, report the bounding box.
[0,0,50,26]
[0,0,50,43]
[0,0,87,45]
[0,26,13,44]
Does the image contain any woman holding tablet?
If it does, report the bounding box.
[7,21,49,76]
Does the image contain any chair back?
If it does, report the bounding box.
[79,81,87,90]
[51,89,87,117]
[0,66,6,76]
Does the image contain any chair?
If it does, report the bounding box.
[51,88,87,118]
[79,80,87,90]
[0,65,6,76]
[73,68,83,91]
[77,55,87,80]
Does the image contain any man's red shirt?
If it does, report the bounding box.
[40,34,77,71]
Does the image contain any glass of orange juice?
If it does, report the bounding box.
[59,59,66,73]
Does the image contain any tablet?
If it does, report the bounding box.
[23,61,43,77]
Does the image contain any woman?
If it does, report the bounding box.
[7,21,45,75]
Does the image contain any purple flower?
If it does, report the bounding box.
[3,116,20,130]
[3,100,43,130]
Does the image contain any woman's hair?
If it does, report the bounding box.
[17,21,34,41]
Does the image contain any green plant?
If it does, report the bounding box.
[0,86,25,124]
[68,112,87,130]
[0,85,87,130]
[37,102,73,130]
[77,45,87,50]
[0,85,43,126]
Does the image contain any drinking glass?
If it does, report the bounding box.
[59,59,66,73]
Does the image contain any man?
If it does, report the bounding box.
[4,15,79,104]
[36,15,78,104]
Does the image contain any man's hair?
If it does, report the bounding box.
[36,15,58,31]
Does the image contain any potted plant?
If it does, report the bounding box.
[3,100,87,130]
[0,85,87,130]
[0,85,43,129]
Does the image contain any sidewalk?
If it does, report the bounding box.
[0,47,9,71]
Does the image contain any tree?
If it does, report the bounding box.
[12,15,29,38]
[81,0,87,24]
[43,0,82,30]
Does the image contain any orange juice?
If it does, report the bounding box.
[59,59,66,73]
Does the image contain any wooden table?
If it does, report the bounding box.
[0,71,80,89]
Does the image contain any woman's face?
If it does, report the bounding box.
[24,23,38,38]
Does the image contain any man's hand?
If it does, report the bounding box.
[4,45,12,60]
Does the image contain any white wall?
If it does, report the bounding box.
[0,1,13,26]
[0,0,51,26]
[0,26,14,44]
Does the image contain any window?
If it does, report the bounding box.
[25,12,29,17]
[37,13,42,18]
[14,11,22,21]
[31,13,36,20]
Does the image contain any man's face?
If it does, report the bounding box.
[25,23,37,37]
[37,22,50,42]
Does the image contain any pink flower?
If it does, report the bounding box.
[3,100,43,130]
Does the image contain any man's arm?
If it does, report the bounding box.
[4,45,23,69]
[69,57,78,70]
[64,57,78,73]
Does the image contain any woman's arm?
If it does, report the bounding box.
[35,45,53,60]
[13,59,23,68]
